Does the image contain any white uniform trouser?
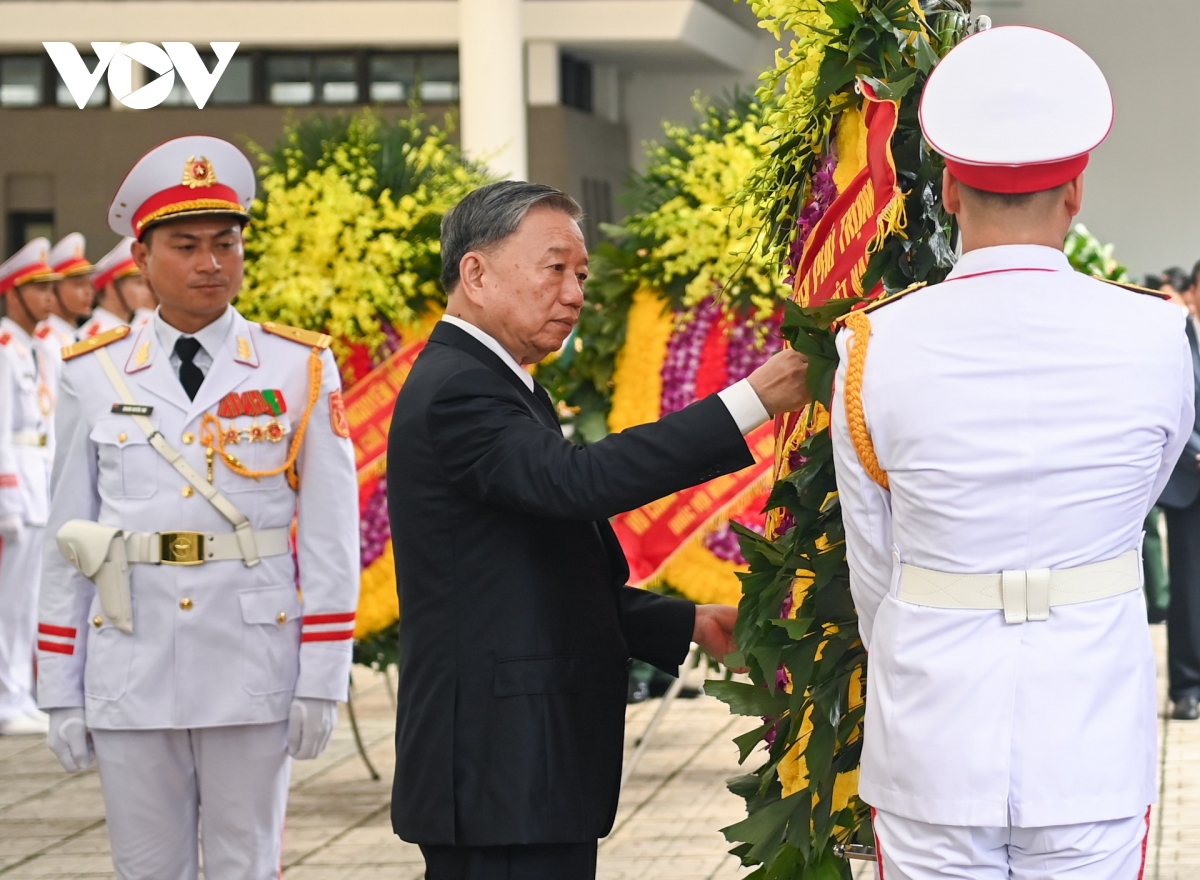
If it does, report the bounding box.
[92,723,291,880]
[872,808,1151,880]
[0,526,43,722]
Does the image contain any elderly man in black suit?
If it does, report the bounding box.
[386,181,809,879]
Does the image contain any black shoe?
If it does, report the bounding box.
[1172,695,1200,720]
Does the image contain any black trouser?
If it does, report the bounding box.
[1166,499,1200,700]
[420,841,598,880]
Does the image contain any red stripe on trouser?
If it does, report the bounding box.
[37,640,73,655]
[301,629,354,643]
[303,612,356,626]
[1137,806,1152,880]
[871,807,885,880]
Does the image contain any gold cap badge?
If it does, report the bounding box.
[182,156,218,189]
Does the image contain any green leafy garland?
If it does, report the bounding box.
[706,2,974,878]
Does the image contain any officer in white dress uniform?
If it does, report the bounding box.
[36,136,360,879]
[831,27,1194,879]
[40,233,95,350]
[78,238,151,339]
[0,239,59,736]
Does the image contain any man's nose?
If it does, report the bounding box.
[197,249,221,271]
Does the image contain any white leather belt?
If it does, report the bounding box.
[898,550,1141,624]
[12,430,46,447]
[122,527,291,566]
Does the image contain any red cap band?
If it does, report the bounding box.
[132,183,246,238]
[92,258,138,291]
[52,256,93,277]
[945,154,1090,195]
[0,262,56,293]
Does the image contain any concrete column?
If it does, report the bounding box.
[459,0,527,180]
[526,40,559,106]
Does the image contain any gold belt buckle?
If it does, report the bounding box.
[38,433,47,447]
[160,532,205,565]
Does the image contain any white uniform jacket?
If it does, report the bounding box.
[0,318,55,526]
[36,308,360,730]
[38,313,79,351]
[831,245,1194,829]
[77,307,124,340]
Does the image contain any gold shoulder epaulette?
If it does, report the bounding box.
[1096,277,1171,300]
[261,322,332,350]
[833,282,927,328]
[62,325,131,361]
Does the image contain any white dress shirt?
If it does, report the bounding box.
[439,315,769,435]
[155,306,233,379]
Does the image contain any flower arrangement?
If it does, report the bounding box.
[238,109,495,668]
[701,3,976,878]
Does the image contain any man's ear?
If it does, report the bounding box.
[457,251,488,306]
[942,168,962,216]
[131,238,150,276]
[1063,173,1085,218]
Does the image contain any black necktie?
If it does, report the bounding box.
[174,337,204,400]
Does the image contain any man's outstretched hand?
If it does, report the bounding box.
[693,604,748,673]
[747,348,810,416]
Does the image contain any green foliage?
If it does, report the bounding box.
[708,3,973,877]
[1065,223,1131,282]
[240,109,494,359]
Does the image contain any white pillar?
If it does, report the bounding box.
[526,40,559,107]
[459,0,527,180]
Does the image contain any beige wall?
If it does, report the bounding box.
[0,104,452,256]
[977,0,1199,276]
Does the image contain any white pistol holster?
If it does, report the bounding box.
[56,520,133,634]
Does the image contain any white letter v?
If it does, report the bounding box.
[43,42,120,108]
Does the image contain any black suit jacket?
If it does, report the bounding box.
[1159,320,1200,509]
[386,321,754,846]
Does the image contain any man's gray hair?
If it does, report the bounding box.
[440,181,582,292]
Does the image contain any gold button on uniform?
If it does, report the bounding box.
[276,612,288,625]
[180,598,193,611]
[117,433,127,443]
[181,486,194,498]
[182,432,195,445]
[92,616,103,628]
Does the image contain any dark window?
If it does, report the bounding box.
[54,55,107,107]
[418,53,459,102]
[7,212,54,260]
[0,56,44,107]
[210,56,253,105]
[317,56,359,104]
[369,54,415,102]
[579,178,612,247]
[561,55,593,113]
[266,55,315,105]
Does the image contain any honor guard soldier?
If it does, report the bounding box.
[0,239,58,736]
[36,136,360,878]
[831,27,1192,879]
[78,237,154,338]
[42,233,95,349]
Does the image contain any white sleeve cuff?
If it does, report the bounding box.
[717,379,771,436]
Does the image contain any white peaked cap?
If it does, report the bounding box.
[92,237,140,291]
[0,237,59,293]
[920,26,1113,194]
[108,135,254,239]
[50,232,93,277]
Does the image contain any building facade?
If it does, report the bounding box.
[0,0,775,256]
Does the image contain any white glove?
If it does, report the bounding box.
[0,513,24,542]
[47,708,93,772]
[286,698,338,760]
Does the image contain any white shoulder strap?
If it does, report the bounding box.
[92,348,262,566]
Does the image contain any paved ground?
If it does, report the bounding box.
[0,625,1193,878]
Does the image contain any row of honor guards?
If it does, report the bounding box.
[0,136,361,879]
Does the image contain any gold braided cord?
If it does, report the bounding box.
[200,348,324,491]
[136,199,246,233]
[841,311,889,490]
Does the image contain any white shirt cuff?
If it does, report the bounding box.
[717,379,771,436]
